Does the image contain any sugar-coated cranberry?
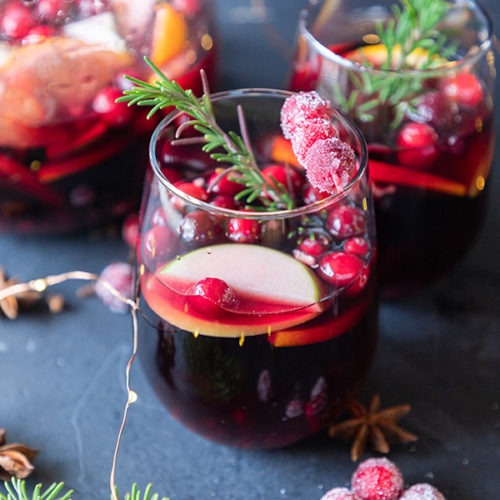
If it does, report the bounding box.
[186,277,238,317]
[143,225,177,262]
[327,205,367,240]
[351,457,404,500]
[400,483,445,500]
[397,121,439,169]
[321,488,357,500]
[261,164,304,197]
[180,210,221,246]
[95,262,134,314]
[303,137,357,193]
[291,118,339,163]
[344,236,370,257]
[318,251,365,289]
[227,217,261,243]
[1,2,37,39]
[92,87,133,127]
[441,71,484,108]
[208,168,243,196]
[280,91,334,139]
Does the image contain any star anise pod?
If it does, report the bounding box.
[328,394,418,461]
[0,428,38,480]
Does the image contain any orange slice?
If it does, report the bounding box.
[150,4,187,67]
[270,136,301,168]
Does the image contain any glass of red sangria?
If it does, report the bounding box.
[0,0,217,234]
[288,0,495,298]
[134,86,378,448]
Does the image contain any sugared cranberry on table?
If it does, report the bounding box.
[95,262,134,314]
[400,483,445,500]
[321,488,357,500]
[351,457,404,500]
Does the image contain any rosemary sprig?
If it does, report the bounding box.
[118,57,295,210]
[334,0,454,129]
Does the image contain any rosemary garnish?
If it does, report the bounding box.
[332,0,455,129]
[118,58,295,210]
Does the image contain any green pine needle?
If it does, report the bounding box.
[118,57,296,210]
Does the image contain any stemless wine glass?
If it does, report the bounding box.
[136,89,378,448]
[0,0,217,234]
[289,0,495,299]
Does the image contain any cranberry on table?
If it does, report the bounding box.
[227,217,261,243]
[95,262,134,314]
[186,277,238,317]
[326,205,367,240]
[351,457,404,500]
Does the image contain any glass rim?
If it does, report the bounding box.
[149,87,369,220]
[299,0,494,77]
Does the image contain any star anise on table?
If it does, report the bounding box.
[0,428,38,480]
[328,394,418,461]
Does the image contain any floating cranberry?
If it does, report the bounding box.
[408,91,458,131]
[297,235,328,257]
[186,277,238,317]
[321,488,357,500]
[180,210,221,246]
[143,225,176,262]
[291,118,338,163]
[261,164,304,197]
[92,87,133,127]
[327,205,366,240]
[227,217,261,243]
[172,181,208,212]
[318,251,365,289]
[151,207,167,227]
[36,0,69,24]
[441,71,484,107]
[302,184,331,204]
[351,458,404,500]
[344,236,370,257]
[22,25,56,45]
[1,2,36,40]
[95,262,134,314]
[280,91,334,139]
[210,194,238,210]
[208,168,243,196]
[397,121,439,169]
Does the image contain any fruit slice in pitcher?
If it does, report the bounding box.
[143,244,327,337]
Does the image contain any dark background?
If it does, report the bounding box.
[1,1,499,498]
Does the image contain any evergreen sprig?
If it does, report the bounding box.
[335,0,455,129]
[118,57,295,210]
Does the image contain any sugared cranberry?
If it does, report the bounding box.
[351,458,404,500]
[344,236,370,257]
[143,225,177,262]
[400,483,445,500]
[186,277,238,317]
[1,2,36,39]
[318,251,365,289]
[441,71,484,107]
[303,137,357,193]
[397,121,439,169]
[95,262,134,314]
[180,210,221,246]
[280,91,334,139]
[92,87,133,127]
[261,164,304,197]
[291,118,339,163]
[321,488,357,500]
[227,217,261,243]
[208,168,243,196]
[327,205,366,240]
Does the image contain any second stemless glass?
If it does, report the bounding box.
[136,89,378,448]
[289,0,496,299]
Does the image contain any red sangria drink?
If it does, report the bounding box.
[289,0,495,298]
[129,83,378,448]
[0,0,217,234]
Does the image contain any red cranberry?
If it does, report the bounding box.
[261,164,304,197]
[121,213,140,248]
[210,194,238,209]
[227,217,261,243]
[172,0,200,16]
[441,71,484,108]
[172,181,208,212]
[397,121,439,169]
[344,236,370,257]
[351,458,404,500]
[186,277,238,317]
[408,90,458,131]
[95,262,134,313]
[326,205,366,240]
[151,207,167,227]
[22,25,56,45]
[320,487,357,500]
[92,87,133,127]
[180,210,221,246]
[302,184,330,204]
[208,168,243,196]
[318,251,365,289]
[36,0,69,24]
[143,225,177,262]
[1,2,37,39]
[298,235,328,257]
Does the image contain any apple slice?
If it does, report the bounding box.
[142,244,327,337]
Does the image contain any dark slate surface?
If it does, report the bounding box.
[1,1,499,498]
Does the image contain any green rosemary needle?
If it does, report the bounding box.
[118,57,295,210]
